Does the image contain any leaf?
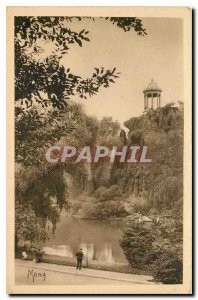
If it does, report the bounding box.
[76,39,82,47]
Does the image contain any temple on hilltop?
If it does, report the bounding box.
[143,79,162,111]
[143,79,184,112]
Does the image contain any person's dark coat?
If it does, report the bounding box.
[76,251,84,262]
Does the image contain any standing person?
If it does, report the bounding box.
[76,248,84,270]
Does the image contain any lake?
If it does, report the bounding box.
[41,215,127,264]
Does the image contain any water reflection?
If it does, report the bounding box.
[80,243,94,261]
[43,245,73,258]
[96,243,115,263]
[40,215,126,263]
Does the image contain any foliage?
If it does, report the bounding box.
[15,16,146,110]
[15,16,146,246]
[127,195,149,213]
[153,258,183,284]
[15,16,145,168]
[96,200,128,219]
[15,200,48,245]
[15,102,99,166]
[79,185,128,219]
[120,217,183,284]
[15,165,70,245]
[94,184,122,201]
[97,117,120,146]
[107,17,147,35]
[81,200,128,219]
[130,129,144,145]
[120,223,155,268]
[111,105,184,214]
[149,207,159,215]
[124,103,183,131]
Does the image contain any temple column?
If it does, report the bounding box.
[159,95,161,108]
[151,93,153,109]
[157,96,159,108]
[144,95,146,110]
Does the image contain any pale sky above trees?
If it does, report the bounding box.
[62,17,183,127]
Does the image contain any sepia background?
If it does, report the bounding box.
[7,6,192,294]
[65,17,183,125]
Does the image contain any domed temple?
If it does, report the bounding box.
[143,79,162,110]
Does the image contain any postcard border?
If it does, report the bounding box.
[7,6,192,294]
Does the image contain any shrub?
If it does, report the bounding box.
[149,208,159,216]
[80,203,99,219]
[120,218,183,284]
[120,223,155,269]
[153,258,183,284]
[98,200,128,218]
[94,185,122,201]
[81,200,128,219]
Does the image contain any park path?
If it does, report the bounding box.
[15,259,154,285]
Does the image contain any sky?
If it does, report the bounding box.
[61,17,183,127]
